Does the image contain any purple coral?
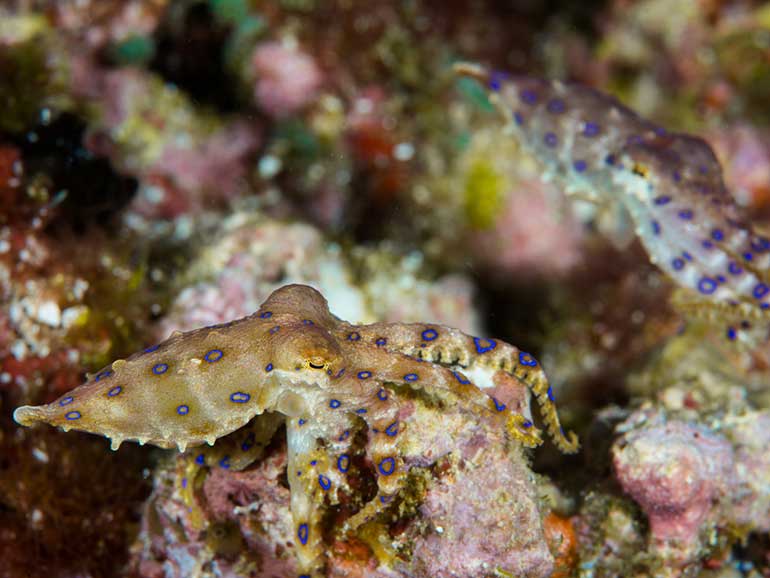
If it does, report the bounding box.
[612,419,734,566]
[251,41,323,118]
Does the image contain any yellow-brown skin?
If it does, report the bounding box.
[14,284,578,577]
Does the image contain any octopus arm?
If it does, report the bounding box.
[13,319,282,451]
[343,340,545,450]
[346,322,578,453]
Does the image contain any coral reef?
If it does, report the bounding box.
[2,1,770,577]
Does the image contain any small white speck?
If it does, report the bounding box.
[0,372,10,383]
[30,509,43,525]
[32,448,49,463]
[393,142,414,161]
[259,155,282,179]
[0,240,9,253]
[10,340,27,360]
[435,525,444,534]
[36,300,61,327]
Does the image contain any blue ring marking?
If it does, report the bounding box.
[583,122,600,137]
[378,457,396,476]
[300,575,311,578]
[473,337,497,354]
[453,371,470,385]
[751,237,770,252]
[377,388,388,401]
[297,523,309,546]
[518,351,537,367]
[230,392,250,403]
[744,252,754,261]
[107,386,122,397]
[763,304,770,310]
[702,240,714,249]
[95,370,113,382]
[727,327,737,341]
[672,258,685,271]
[219,456,230,469]
[337,455,350,473]
[520,89,538,105]
[347,332,361,341]
[265,363,273,372]
[357,370,372,379]
[195,454,205,465]
[299,418,306,426]
[336,368,345,378]
[241,432,256,451]
[318,474,331,490]
[605,155,616,167]
[698,278,717,295]
[682,252,693,262]
[310,460,317,466]
[573,160,587,173]
[404,373,419,382]
[492,397,506,412]
[329,399,341,409]
[59,396,74,406]
[65,411,81,420]
[544,132,558,148]
[182,478,188,489]
[672,170,681,182]
[547,98,566,113]
[204,349,223,363]
[356,408,367,414]
[297,471,302,477]
[678,210,693,220]
[421,328,438,341]
[652,220,661,236]
[716,275,726,284]
[269,325,280,334]
[152,363,169,375]
[654,196,671,205]
[144,344,160,353]
[375,337,387,347]
[385,421,399,437]
[338,430,350,441]
[711,229,724,241]
[514,112,524,126]
[547,386,555,402]
[177,405,190,415]
[302,319,314,325]
[522,420,533,428]
[753,283,769,299]
[259,311,272,319]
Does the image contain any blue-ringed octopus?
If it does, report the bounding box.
[455,62,770,343]
[14,283,578,577]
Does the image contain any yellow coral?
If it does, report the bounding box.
[464,160,506,230]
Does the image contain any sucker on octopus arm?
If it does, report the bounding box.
[13,283,578,578]
[455,62,770,343]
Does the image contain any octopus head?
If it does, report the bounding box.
[270,324,345,380]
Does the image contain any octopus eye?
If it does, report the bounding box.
[307,359,327,370]
[632,163,649,178]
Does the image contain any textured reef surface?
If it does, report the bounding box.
[2,1,770,578]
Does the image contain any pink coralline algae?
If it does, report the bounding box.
[471,178,584,279]
[612,419,734,566]
[252,41,323,118]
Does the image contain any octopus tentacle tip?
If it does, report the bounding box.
[453,61,489,82]
[13,405,42,427]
